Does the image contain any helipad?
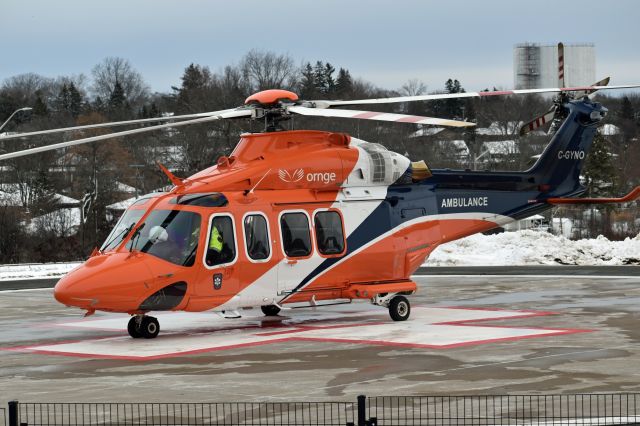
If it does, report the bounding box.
[0,272,639,402]
[7,306,586,360]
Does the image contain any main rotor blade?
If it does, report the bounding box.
[0,109,250,161]
[0,109,239,141]
[575,76,611,98]
[312,84,640,108]
[288,105,474,127]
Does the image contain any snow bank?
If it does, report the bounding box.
[426,230,640,266]
[0,232,637,282]
[0,262,81,281]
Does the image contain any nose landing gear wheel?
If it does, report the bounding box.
[127,315,160,339]
[261,305,281,316]
[140,316,160,338]
[127,316,143,338]
[388,295,410,321]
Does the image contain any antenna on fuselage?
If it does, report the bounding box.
[244,168,272,196]
[157,162,184,188]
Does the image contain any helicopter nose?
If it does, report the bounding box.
[53,253,155,312]
[54,275,91,308]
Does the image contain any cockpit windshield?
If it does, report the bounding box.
[126,210,201,267]
[100,209,145,252]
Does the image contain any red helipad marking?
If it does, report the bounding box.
[3,306,590,360]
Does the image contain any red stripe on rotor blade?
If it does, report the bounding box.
[528,123,535,131]
[353,111,381,119]
[561,86,592,92]
[396,116,424,123]
[478,91,515,97]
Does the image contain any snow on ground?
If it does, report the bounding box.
[0,231,638,281]
[0,262,81,281]
[426,230,640,266]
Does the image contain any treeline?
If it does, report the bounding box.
[0,49,639,263]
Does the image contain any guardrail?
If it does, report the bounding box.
[7,394,640,426]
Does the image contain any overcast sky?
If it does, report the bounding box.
[1,0,639,93]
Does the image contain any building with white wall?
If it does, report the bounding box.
[514,43,595,89]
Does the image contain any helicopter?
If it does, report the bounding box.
[1,67,639,339]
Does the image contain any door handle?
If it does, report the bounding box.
[287,260,298,265]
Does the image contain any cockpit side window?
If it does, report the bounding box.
[205,215,237,267]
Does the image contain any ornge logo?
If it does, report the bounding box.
[278,169,304,183]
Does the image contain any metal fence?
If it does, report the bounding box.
[11,401,357,426]
[7,394,640,426]
[366,394,640,426]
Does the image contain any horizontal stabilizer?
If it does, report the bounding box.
[539,187,640,204]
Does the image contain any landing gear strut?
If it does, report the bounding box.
[128,315,160,339]
[372,293,411,321]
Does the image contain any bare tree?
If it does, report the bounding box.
[1,73,54,106]
[240,50,297,92]
[400,79,427,97]
[91,57,149,106]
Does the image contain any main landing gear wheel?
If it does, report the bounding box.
[128,315,160,339]
[127,317,142,338]
[388,295,411,321]
[261,305,281,316]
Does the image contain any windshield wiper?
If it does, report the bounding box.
[129,223,146,252]
[101,223,135,252]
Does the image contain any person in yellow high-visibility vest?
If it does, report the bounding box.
[209,225,223,253]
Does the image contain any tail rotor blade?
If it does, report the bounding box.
[558,42,565,88]
[288,105,475,128]
[519,108,556,136]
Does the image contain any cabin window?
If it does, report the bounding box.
[205,215,237,267]
[280,212,312,258]
[314,211,345,255]
[126,210,201,267]
[244,214,270,261]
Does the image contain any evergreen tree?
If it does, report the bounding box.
[443,79,464,119]
[313,61,327,94]
[463,98,478,166]
[583,132,616,197]
[93,96,105,113]
[324,62,336,95]
[33,94,48,116]
[299,63,316,99]
[55,83,70,113]
[108,81,129,118]
[108,81,126,110]
[67,82,82,117]
[335,68,353,98]
[620,96,634,121]
[175,63,211,112]
[430,79,465,119]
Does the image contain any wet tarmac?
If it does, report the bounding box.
[0,272,639,402]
